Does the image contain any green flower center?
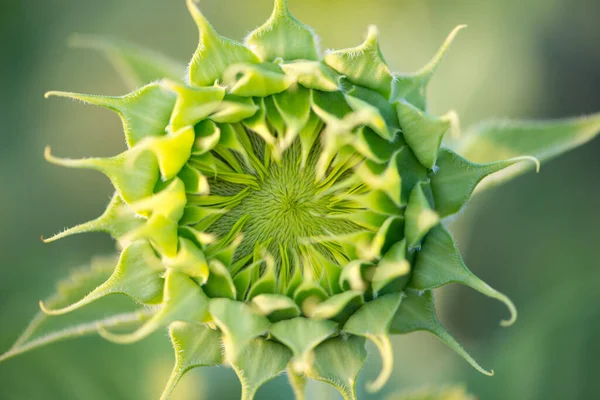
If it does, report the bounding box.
[208,137,360,268]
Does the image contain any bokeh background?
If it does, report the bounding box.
[1,0,599,399]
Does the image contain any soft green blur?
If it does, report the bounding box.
[0,0,598,399]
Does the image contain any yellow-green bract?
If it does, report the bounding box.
[2,0,600,399]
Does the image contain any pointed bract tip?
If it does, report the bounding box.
[444,110,461,138]
[44,90,80,100]
[186,0,212,33]
[444,25,468,47]
[365,25,380,45]
[39,301,56,315]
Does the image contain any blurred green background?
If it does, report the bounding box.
[1,0,599,399]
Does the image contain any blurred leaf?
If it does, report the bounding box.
[0,257,153,363]
[456,113,600,189]
[69,34,187,89]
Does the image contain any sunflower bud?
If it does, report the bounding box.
[2,1,600,399]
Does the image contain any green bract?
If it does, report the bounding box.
[2,1,600,399]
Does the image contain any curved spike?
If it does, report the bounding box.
[45,83,176,147]
[431,149,539,217]
[325,25,393,98]
[186,0,259,87]
[42,193,143,243]
[45,90,117,107]
[430,322,494,376]
[99,270,209,344]
[97,315,163,344]
[68,34,186,89]
[44,145,109,170]
[245,0,320,62]
[366,335,393,392]
[0,310,153,364]
[343,293,403,391]
[44,146,160,203]
[411,225,517,326]
[392,25,467,109]
[40,241,163,316]
[390,289,493,376]
[417,25,467,79]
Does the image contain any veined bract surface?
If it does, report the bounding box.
[2,1,599,399]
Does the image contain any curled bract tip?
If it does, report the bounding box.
[97,323,152,344]
[39,300,75,316]
[528,155,541,173]
[499,296,518,327]
[43,146,53,161]
[365,334,393,392]
[38,300,51,314]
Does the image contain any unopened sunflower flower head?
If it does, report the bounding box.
[2,1,600,399]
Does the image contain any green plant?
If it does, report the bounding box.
[2,0,599,399]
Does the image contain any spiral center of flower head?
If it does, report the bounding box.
[207,134,362,273]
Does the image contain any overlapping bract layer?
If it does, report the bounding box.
[7,0,600,399]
